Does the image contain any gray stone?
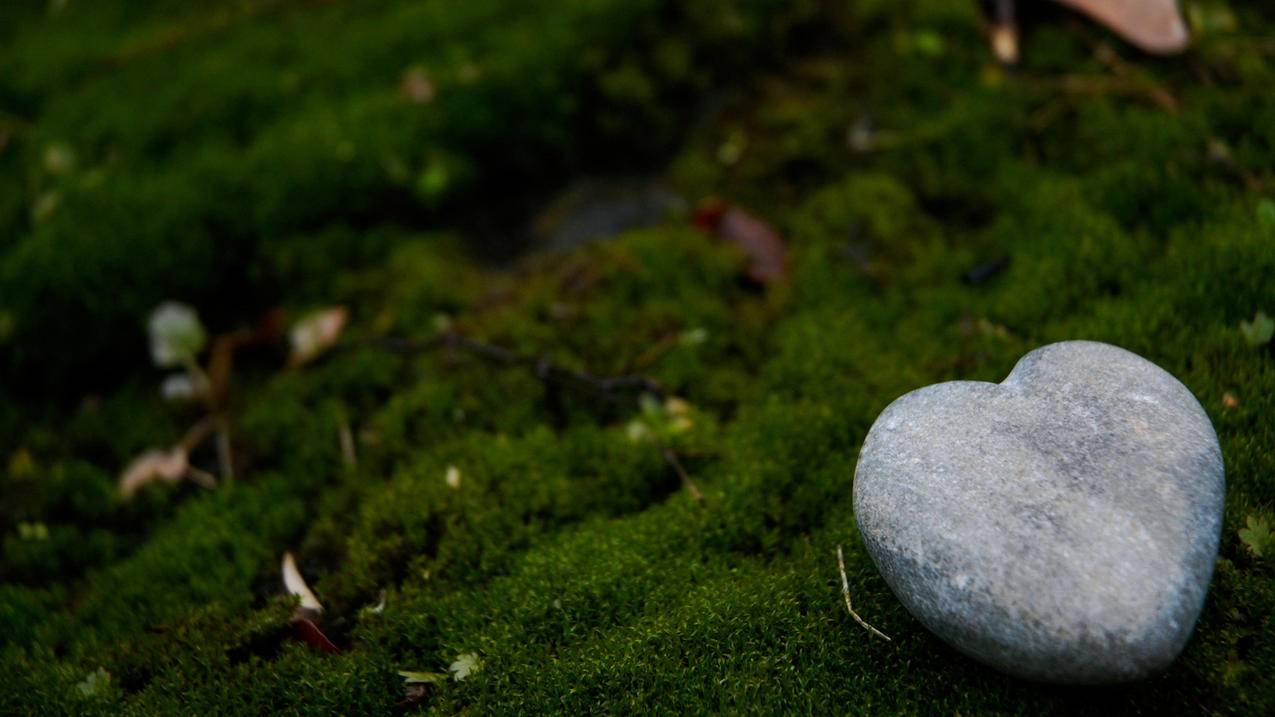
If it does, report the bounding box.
[853,341,1224,683]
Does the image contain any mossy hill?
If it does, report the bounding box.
[1,1,1272,714]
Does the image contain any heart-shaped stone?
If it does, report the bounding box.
[853,341,1223,683]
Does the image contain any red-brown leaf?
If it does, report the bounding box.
[694,202,788,284]
[292,617,341,654]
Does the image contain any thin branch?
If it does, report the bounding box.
[373,331,667,401]
[338,418,357,469]
[186,465,219,490]
[215,416,235,483]
[661,446,704,502]
[177,415,218,453]
[837,545,891,641]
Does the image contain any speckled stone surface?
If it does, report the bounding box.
[853,341,1224,684]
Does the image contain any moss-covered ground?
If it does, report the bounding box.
[2,1,1274,713]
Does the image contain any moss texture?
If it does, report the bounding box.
[2,0,1274,714]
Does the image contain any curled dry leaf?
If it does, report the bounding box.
[281,551,324,618]
[1053,0,1189,54]
[288,306,349,367]
[119,447,189,498]
[694,201,788,285]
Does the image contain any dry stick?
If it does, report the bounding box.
[215,416,235,483]
[377,331,667,402]
[338,419,358,469]
[837,545,891,641]
[660,446,704,502]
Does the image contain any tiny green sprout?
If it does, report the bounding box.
[148,301,208,368]
[1239,311,1274,347]
[1239,515,1272,558]
[626,394,694,444]
[17,522,49,541]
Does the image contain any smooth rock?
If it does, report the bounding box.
[853,341,1224,683]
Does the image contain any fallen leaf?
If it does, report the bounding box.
[399,670,447,685]
[1240,310,1274,347]
[148,301,207,368]
[75,667,111,698]
[694,201,787,284]
[1053,0,1190,54]
[288,306,348,367]
[119,447,189,498]
[281,551,324,618]
[449,652,482,681]
[293,617,341,654]
[1239,516,1272,558]
[1222,392,1238,409]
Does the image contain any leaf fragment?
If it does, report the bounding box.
[118,447,189,498]
[281,551,324,617]
[1240,310,1274,347]
[1239,516,1272,558]
[75,668,111,698]
[399,670,447,685]
[288,306,349,367]
[694,202,788,284]
[148,301,207,368]
[1053,0,1190,54]
[293,617,341,654]
[449,652,482,681]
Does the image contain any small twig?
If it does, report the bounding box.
[215,416,234,483]
[660,446,704,502]
[1089,42,1178,113]
[372,331,667,402]
[185,465,219,490]
[176,415,218,453]
[338,418,357,469]
[836,545,891,641]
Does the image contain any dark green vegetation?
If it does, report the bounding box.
[2,0,1273,713]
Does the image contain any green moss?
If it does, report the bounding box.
[2,0,1274,714]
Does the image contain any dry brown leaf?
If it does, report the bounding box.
[288,307,349,367]
[1054,0,1189,54]
[118,447,189,498]
[293,617,341,654]
[281,551,324,618]
[694,202,788,285]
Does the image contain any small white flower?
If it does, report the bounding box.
[445,465,462,489]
